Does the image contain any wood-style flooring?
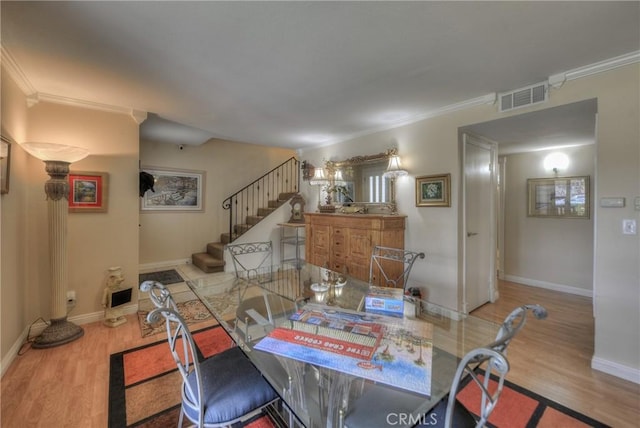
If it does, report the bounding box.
[1,279,638,427]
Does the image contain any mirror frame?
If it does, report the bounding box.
[325,148,398,213]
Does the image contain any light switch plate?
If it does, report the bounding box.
[623,219,637,235]
[600,197,625,208]
[635,197,640,211]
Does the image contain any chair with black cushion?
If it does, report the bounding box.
[369,245,425,290]
[419,347,510,428]
[146,305,279,428]
[343,347,509,428]
[486,304,548,354]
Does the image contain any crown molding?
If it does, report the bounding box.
[313,92,497,149]
[2,44,146,124]
[549,50,640,88]
[26,92,147,124]
[0,45,36,95]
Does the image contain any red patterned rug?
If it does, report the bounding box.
[137,299,215,337]
[108,326,276,427]
[456,373,610,427]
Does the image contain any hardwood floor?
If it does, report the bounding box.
[1,279,638,427]
[471,280,640,427]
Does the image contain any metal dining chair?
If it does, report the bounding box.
[486,304,548,354]
[226,241,273,283]
[418,347,510,428]
[142,280,279,428]
[369,245,425,290]
[343,347,509,428]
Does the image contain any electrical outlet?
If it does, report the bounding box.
[622,219,637,235]
[67,290,76,301]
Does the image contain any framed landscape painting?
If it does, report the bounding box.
[141,167,205,212]
[68,171,108,213]
[416,173,451,207]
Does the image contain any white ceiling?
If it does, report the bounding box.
[1,2,638,150]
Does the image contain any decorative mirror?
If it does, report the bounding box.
[321,148,399,213]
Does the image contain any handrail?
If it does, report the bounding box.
[222,157,300,243]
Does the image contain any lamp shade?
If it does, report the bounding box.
[309,167,328,185]
[21,142,89,163]
[383,155,408,178]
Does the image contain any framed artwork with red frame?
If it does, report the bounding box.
[68,171,108,213]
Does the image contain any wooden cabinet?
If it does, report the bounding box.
[305,213,406,285]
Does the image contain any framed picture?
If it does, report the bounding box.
[141,167,205,212]
[527,176,590,218]
[1,135,11,195]
[416,173,451,207]
[68,171,108,213]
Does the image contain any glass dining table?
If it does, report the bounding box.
[187,262,500,428]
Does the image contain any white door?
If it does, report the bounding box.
[462,133,498,313]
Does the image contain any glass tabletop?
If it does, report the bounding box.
[187,262,500,428]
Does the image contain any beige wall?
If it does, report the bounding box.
[503,145,595,293]
[1,69,140,363]
[139,139,295,265]
[1,69,30,361]
[301,64,639,379]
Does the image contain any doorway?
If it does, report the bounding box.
[461,99,597,313]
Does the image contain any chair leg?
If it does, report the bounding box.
[178,407,184,427]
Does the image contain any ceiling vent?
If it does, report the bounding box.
[499,82,547,112]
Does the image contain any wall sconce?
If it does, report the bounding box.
[543,152,569,175]
[309,167,329,210]
[21,142,90,348]
[383,154,408,213]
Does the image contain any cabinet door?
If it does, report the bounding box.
[309,224,331,267]
[347,228,373,281]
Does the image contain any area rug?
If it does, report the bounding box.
[108,325,276,428]
[138,269,184,286]
[455,372,610,427]
[137,299,215,337]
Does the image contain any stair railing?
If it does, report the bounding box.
[222,157,300,242]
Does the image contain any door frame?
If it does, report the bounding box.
[461,132,499,313]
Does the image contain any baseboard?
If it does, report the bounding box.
[592,356,640,384]
[503,274,592,297]
[139,258,191,271]
[1,304,139,378]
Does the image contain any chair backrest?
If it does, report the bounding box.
[147,307,206,426]
[486,304,548,354]
[226,241,273,283]
[139,280,178,311]
[445,347,510,428]
[368,246,425,289]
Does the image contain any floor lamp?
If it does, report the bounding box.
[22,142,89,348]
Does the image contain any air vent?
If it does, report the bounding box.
[499,82,548,112]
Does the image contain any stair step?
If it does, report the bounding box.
[278,192,298,201]
[220,233,239,245]
[192,252,225,274]
[206,242,225,259]
[234,224,253,234]
[267,200,283,208]
[257,207,276,216]
[246,215,264,226]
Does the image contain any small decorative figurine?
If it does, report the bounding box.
[102,266,129,327]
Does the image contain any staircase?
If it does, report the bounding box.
[192,157,300,273]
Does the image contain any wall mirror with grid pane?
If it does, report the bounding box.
[527,176,590,218]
